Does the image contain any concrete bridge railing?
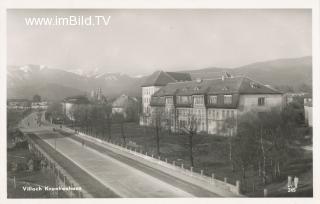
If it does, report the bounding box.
[65,128,242,197]
[25,134,92,198]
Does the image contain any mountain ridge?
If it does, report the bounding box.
[7,56,312,101]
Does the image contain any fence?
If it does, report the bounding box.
[25,135,91,198]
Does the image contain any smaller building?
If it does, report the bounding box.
[62,95,90,121]
[7,99,31,110]
[304,96,312,127]
[112,94,139,120]
[284,92,309,105]
[31,101,48,110]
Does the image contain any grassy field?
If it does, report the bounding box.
[71,122,312,196]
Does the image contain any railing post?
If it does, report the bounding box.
[190,167,193,174]
[224,177,227,183]
[201,170,204,177]
[263,189,268,197]
[288,176,292,186]
[236,180,241,195]
[165,158,168,163]
[181,163,184,169]
[294,177,299,189]
[13,176,16,189]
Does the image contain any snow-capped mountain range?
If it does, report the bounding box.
[7,56,312,101]
[7,64,144,101]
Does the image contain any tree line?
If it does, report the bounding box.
[149,101,307,187]
[226,101,306,186]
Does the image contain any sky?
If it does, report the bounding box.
[7,9,311,76]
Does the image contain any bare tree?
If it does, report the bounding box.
[222,117,237,171]
[150,108,164,156]
[180,112,198,167]
[101,104,112,140]
[232,112,259,180]
[113,113,126,144]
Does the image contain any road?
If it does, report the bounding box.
[20,112,222,197]
[27,133,119,198]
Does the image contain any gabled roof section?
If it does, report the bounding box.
[141,71,191,87]
[153,76,282,97]
[238,77,282,94]
[166,72,192,82]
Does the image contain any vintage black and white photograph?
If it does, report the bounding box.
[6,8,314,198]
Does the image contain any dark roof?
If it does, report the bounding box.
[141,71,191,87]
[63,95,90,104]
[166,72,192,82]
[153,76,282,97]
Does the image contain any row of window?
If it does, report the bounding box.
[179,95,233,105]
[143,97,151,104]
[153,95,266,106]
[144,106,151,114]
[208,109,235,120]
[178,119,206,131]
[165,97,174,105]
[193,96,204,105]
[176,96,192,104]
[143,87,157,96]
[208,95,232,105]
[177,108,236,120]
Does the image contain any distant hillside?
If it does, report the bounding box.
[7,56,312,101]
[184,56,312,88]
[7,83,86,102]
[7,64,143,101]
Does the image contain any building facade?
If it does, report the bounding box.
[62,95,90,121]
[144,75,284,136]
[140,71,192,126]
[112,94,139,120]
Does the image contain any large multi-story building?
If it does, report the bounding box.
[143,73,284,136]
[140,71,192,125]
